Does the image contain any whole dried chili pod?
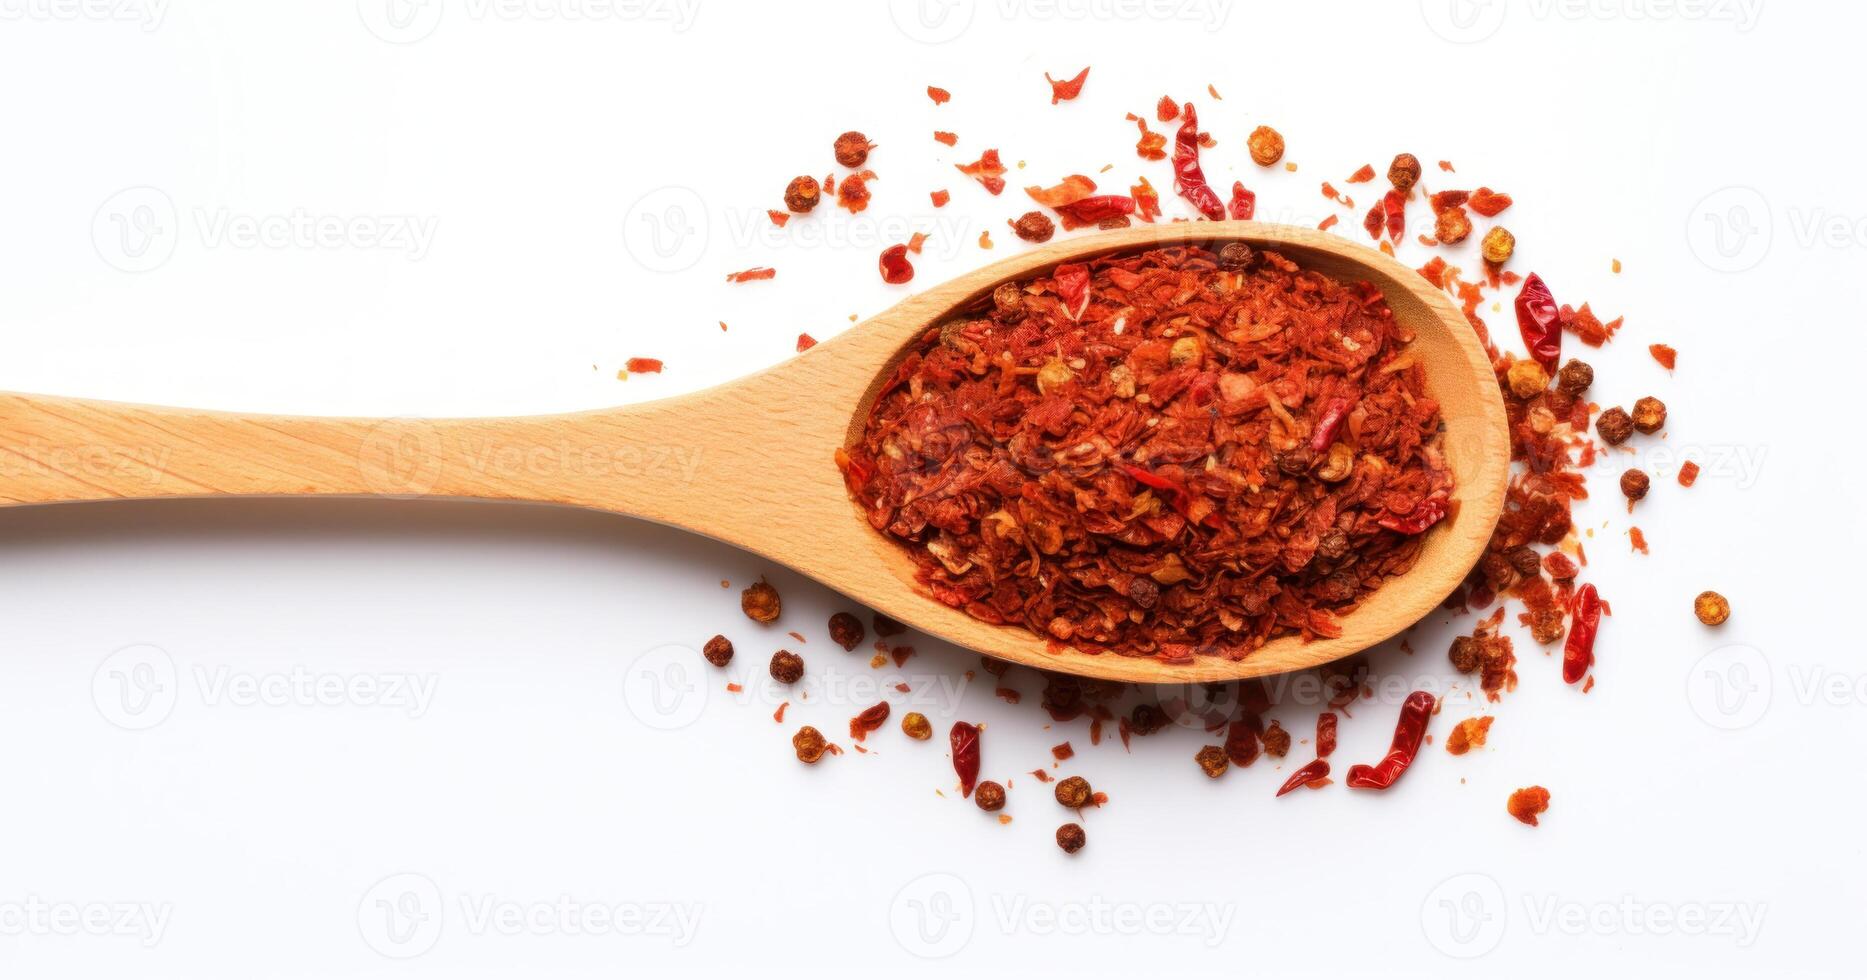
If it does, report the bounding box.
[1276,758,1331,797]
[950,721,981,798]
[1563,583,1602,684]
[1515,273,1562,371]
[1171,103,1225,220]
[1345,690,1435,790]
[1309,397,1353,453]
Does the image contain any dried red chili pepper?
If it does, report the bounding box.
[1316,712,1337,758]
[1381,190,1406,242]
[1227,182,1255,220]
[1170,103,1225,219]
[1514,273,1562,371]
[1562,583,1601,684]
[1276,758,1331,797]
[1055,195,1135,229]
[950,721,981,798]
[879,244,914,285]
[1045,66,1090,104]
[1051,262,1090,320]
[1308,397,1353,452]
[1345,690,1435,790]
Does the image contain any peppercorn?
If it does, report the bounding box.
[1449,635,1481,673]
[1435,207,1472,245]
[1557,358,1594,396]
[1194,745,1228,778]
[793,725,828,764]
[1596,407,1634,446]
[1481,552,1517,591]
[1506,359,1550,399]
[833,131,873,167]
[1505,545,1542,577]
[1247,126,1285,166]
[901,711,932,740]
[1260,721,1291,757]
[1129,703,1167,736]
[1695,590,1731,626]
[769,650,804,684]
[1011,211,1055,243]
[1217,241,1255,271]
[1481,226,1516,264]
[974,780,1006,812]
[1054,775,1091,809]
[1056,822,1086,854]
[1632,396,1667,434]
[828,612,865,651]
[1620,469,1650,503]
[741,579,781,624]
[1388,153,1422,192]
[702,634,733,667]
[991,282,1026,319]
[783,175,820,214]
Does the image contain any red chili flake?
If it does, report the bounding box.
[1170,103,1224,219]
[1417,256,1449,288]
[1227,182,1255,220]
[767,209,790,227]
[933,130,958,146]
[1317,214,1339,231]
[1445,716,1493,755]
[1467,187,1513,216]
[773,701,788,723]
[1515,273,1562,371]
[956,149,1007,195]
[1155,95,1178,122]
[837,171,873,213]
[1544,551,1579,580]
[1629,527,1648,554]
[949,721,981,797]
[1563,583,1602,685]
[725,267,776,283]
[978,230,993,249]
[1055,195,1136,230]
[995,686,1022,704]
[879,244,915,284]
[1345,690,1435,790]
[1275,758,1331,797]
[930,189,950,208]
[1438,160,1456,172]
[1316,712,1338,758]
[1560,302,1623,347]
[927,85,950,105]
[1052,741,1074,761]
[1045,66,1090,104]
[795,333,817,352]
[1346,164,1376,183]
[1649,343,1677,369]
[1429,189,1469,215]
[1206,83,1221,100]
[1382,189,1406,242]
[1130,178,1162,222]
[1508,785,1551,826]
[907,232,929,254]
[624,357,663,374]
[849,701,890,741]
[1129,115,1167,161]
[1678,461,1701,487]
[1362,201,1385,240]
[725,682,743,693]
[1030,768,1054,783]
[1025,174,1098,209]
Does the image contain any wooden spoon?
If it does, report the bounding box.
[0,222,1507,684]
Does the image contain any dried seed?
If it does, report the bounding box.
[828,612,865,651]
[1247,126,1285,166]
[1388,153,1422,192]
[783,175,820,213]
[793,726,828,764]
[1595,407,1634,446]
[974,780,1006,812]
[769,650,804,684]
[741,579,781,624]
[702,634,733,667]
[1620,469,1650,503]
[1011,211,1056,243]
[1054,775,1091,809]
[1055,822,1086,853]
[901,711,933,740]
[1695,590,1731,626]
[1631,396,1667,434]
[1194,745,1228,778]
[833,131,873,167]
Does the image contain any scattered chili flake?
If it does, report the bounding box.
[1275,758,1331,797]
[1438,160,1455,172]
[1316,712,1338,758]
[837,172,872,213]
[1056,822,1086,853]
[1130,115,1167,161]
[933,130,958,146]
[1194,745,1228,778]
[1695,590,1731,626]
[1629,526,1649,554]
[828,612,865,651]
[741,579,781,623]
[1467,187,1513,216]
[1362,201,1385,239]
[1155,95,1178,122]
[1051,741,1075,762]
[930,189,950,208]
[793,726,829,763]
[927,85,950,105]
[725,682,742,693]
[784,176,820,213]
[850,701,890,741]
[769,650,804,684]
[879,244,915,284]
[702,635,733,667]
[1260,722,1291,758]
[950,721,981,797]
[1560,302,1623,347]
[1382,189,1406,242]
[901,711,932,740]
[1247,126,1285,167]
[1045,66,1090,104]
[1445,716,1493,755]
[1649,343,1677,370]
[725,267,776,284]
[796,333,817,352]
[1563,583,1602,684]
[833,131,874,168]
[1055,195,1135,230]
[1507,785,1551,826]
[1130,178,1161,222]
[1613,258,1623,273]
[978,229,992,248]
[974,780,1006,811]
[1207,83,1222,100]
[1678,461,1701,487]
[1346,164,1376,184]
[767,209,790,228]
[994,686,1022,705]
[907,231,929,254]
[772,701,788,723]
[625,357,663,375]
[1227,182,1256,220]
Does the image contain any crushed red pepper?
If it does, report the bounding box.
[956,149,1008,195]
[1045,67,1090,104]
[725,267,776,284]
[840,245,1454,661]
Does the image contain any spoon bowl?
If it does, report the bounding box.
[0,222,1508,683]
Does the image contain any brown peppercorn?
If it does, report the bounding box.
[783,175,820,213]
[1388,153,1422,192]
[1054,775,1092,809]
[1507,359,1550,399]
[702,634,734,667]
[793,725,828,764]
[974,780,1006,812]
[741,579,781,624]
[1011,211,1055,243]
[1435,206,1473,245]
[1129,702,1168,736]
[833,131,873,167]
[1694,590,1731,626]
[1194,745,1228,778]
[1632,396,1667,434]
[1260,721,1291,757]
[1056,822,1086,854]
[827,612,865,651]
[1247,126,1285,166]
[769,650,804,684]
[901,711,933,740]
[1481,226,1516,264]
[1620,469,1650,503]
[1505,545,1542,577]
[1557,358,1594,396]
[1449,635,1481,673]
[1217,241,1255,271]
[1596,407,1634,446]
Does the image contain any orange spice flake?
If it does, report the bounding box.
[927,85,950,105]
[1508,786,1551,826]
[725,267,776,283]
[1649,343,1677,370]
[1445,716,1494,756]
[1678,461,1701,487]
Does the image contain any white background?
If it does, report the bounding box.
[0,0,1861,976]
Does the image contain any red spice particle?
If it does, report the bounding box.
[795,333,817,352]
[1317,214,1339,231]
[879,244,915,284]
[995,687,1022,705]
[1438,160,1456,171]
[1316,712,1337,758]
[907,232,929,254]
[927,85,950,105]
[1629,527,1648,554]
[1227,182,1255,220]
[956,149,1007,195]
[1346,164,1376,183]
[624,357,663,374]
[1679,461,1701,487]
[1445,716,1493,755]
[1275,758,1331,797]
[1649,343,1677,369]
[725,267,776,283]
[766,209,789,227]
[837,172,873,213]
[933,130,958,146]
[1030,769,1053,783]
[725,682,742,693]
[1467,187,1513,216]
[1363,201,1385,239]
[1508,785,1551,826]
[1129,115,1167,161]
[849,702,890,741]
[773,701,788,723]
[1207,83,1221,99]
[930,189,950,208]
[1045,66,1090,104]
[950,721,981,797]
[978,230,993,249]
[1052,741,1074,761]
[1155,95,1178,122]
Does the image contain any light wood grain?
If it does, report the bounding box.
[0,222,1508,684]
